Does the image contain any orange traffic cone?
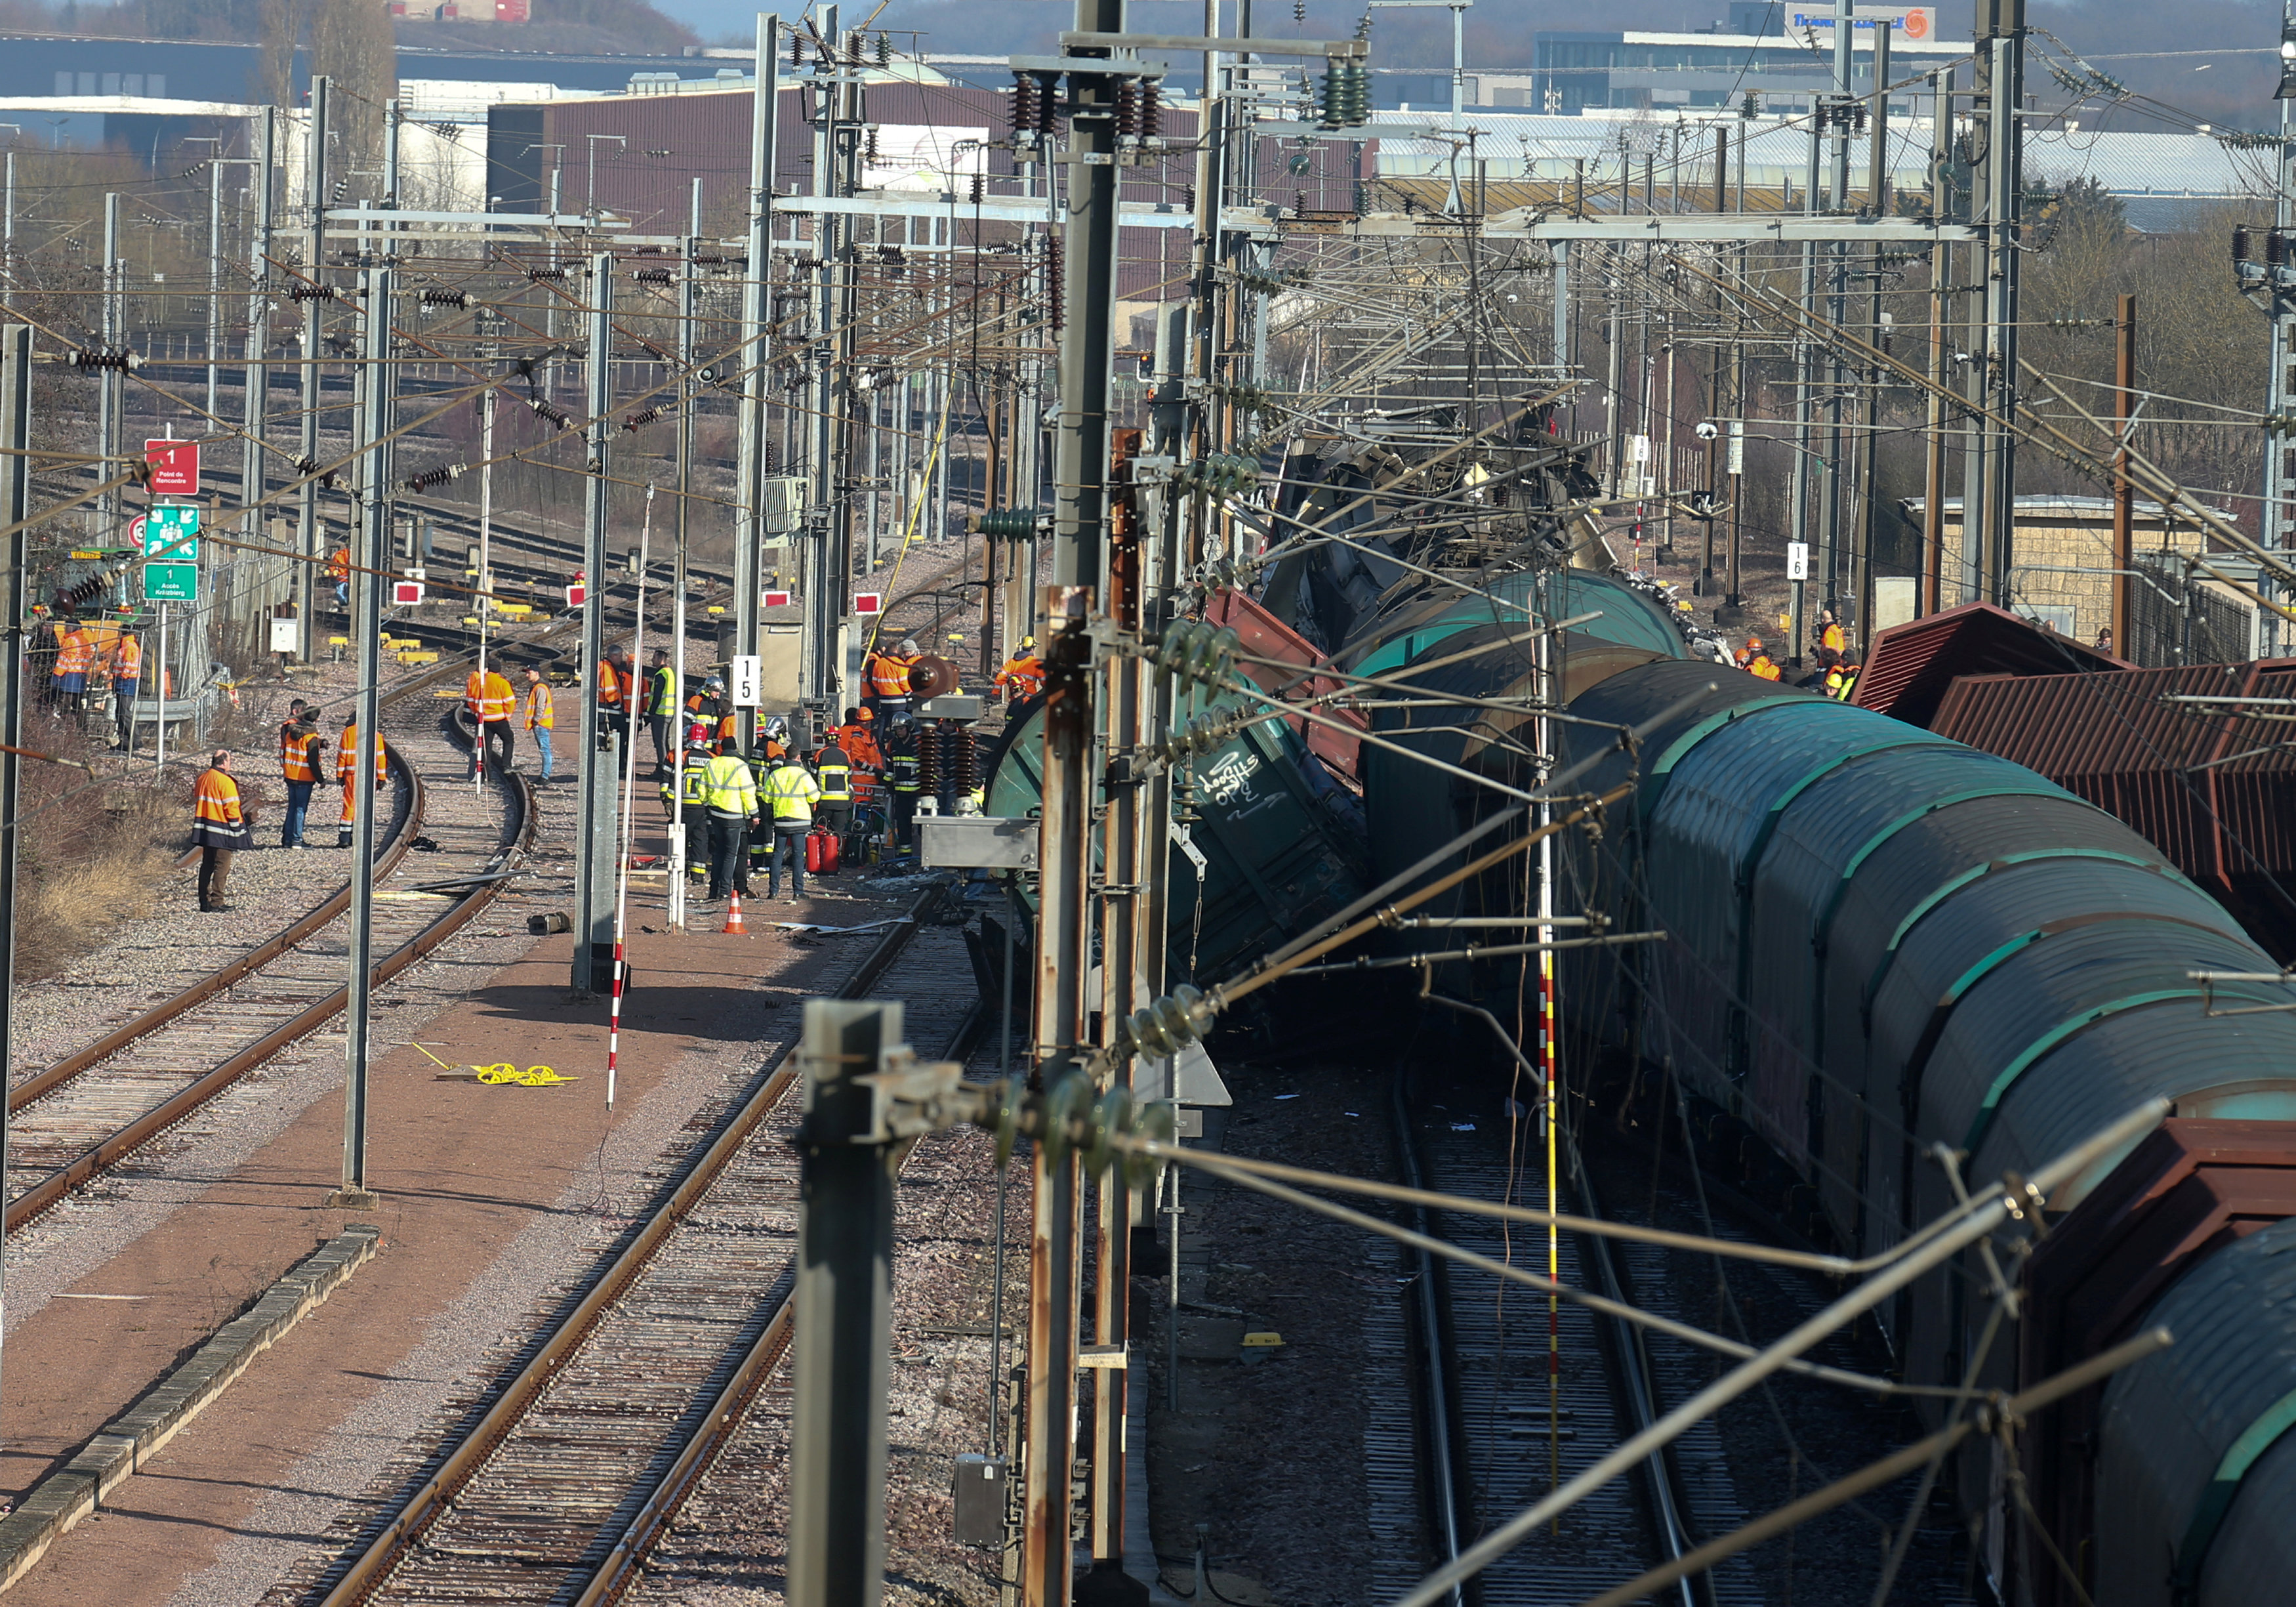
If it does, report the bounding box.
[722,889,749,936]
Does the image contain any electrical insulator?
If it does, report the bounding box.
[876,33,891,64]
[288,282,332,301]
[970,508,1042,539]
[2272,230,2291,270]
[621,406,666,431]
[530,396,571,427]
[70,346,142,371]
[528,265,567,282]
[1115,79,1142,138]
[1141,81,1164,138]
[790,26,806,69]
[918,727,943,793]
[865,125,880,167]
[420,287,472,308]
[762,441,778,474]
[633,267,674,286]
[1044,234,1064,333]
[1011,73,1039,136]
[969,172,985,205]
[405,464,466,491]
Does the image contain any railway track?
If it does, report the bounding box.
[5,663,536,1236]
[286,902,984,1607]
[1385,1089,1761,1607]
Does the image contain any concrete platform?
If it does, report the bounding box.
[0,883,920,1607]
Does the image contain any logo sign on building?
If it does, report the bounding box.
[1788,6,1935,40]
[762,589,792,609]
[145,502,199,559]
[144,438,199,496]
[1786,541,1811,581]
[853,593,884,616]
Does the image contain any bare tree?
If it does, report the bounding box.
[310,0,396,190]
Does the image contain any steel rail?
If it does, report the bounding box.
[12,630,525,1117]
[569,932,985,1607]
[5,766,536,1235]
[310,895,932,1607]
[13,741,426,1114]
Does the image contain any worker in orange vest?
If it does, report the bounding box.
[279,706,327,848]
[993,637,1045,702]
[523,667,556,783]
[465,661,518,783]
[337,718,389,848]
[109,631,141,749]
[596,648,633,752]
[1745,637,1782,681]
[1815,609,1846,658]
[326,547,351,607]
[192,749,251,911]
[51,621,92,728]
[865,637,918,720]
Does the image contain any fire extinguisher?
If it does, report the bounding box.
[819,825,840,873]
[805,828,825,874]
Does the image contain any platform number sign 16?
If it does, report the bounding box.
[1786,541,1811,582]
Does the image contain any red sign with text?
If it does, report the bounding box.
[145,439,199,495]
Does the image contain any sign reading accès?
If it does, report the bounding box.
[143,562,197,602]
[853,593,883,616]
[145,438,199,496]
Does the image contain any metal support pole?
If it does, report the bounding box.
[572,253,619,994]
[735,13,780,754]
[206,156,222,423]
[787,999,902,1607]
[0,322,32,1429]
[4,152,14,312]
[1921,69,1949,616]
[297,78,329,648]
[246,109,274,533]
[99,194,119,537]
[2112,293,2136,654]
[670,178,699,925]
[330,262,390,1211]
[1982,26,2023,601]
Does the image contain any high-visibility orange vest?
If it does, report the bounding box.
[338,726,388,787]
[1750,656,1782,682]
[194,767,243,828]
[54,631,91,676]
[598,660,624,708]
[466,669,516,724]
[113,636,141,682]
[1820,622,1845,654]
[525,682,555,731]
[994,655,1045,699]
[326,549,350,583]
[867,652,914,698]
[281,726,321,783]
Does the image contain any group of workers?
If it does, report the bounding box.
[1733,609,1860,701]
[40,616,147,747]
[188,698,389,911]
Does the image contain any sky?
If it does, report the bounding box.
[634,0,2289,125]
